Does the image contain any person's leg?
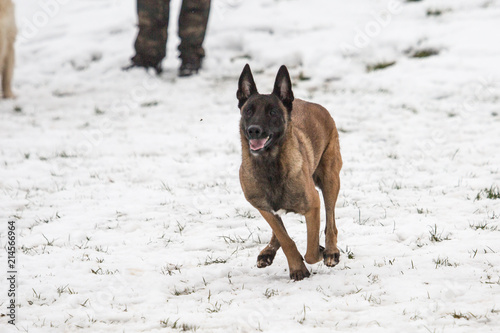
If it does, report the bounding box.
[178,0,211,76]
[130,0,170,73]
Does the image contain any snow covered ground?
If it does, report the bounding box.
[1,0,500,331]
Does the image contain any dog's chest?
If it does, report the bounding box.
[245,171,309,214]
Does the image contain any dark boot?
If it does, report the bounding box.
[127,0,170,74]
[178,55,202,77]
[124,55,164,74]
[177,0,210,77]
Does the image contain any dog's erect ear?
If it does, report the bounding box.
[237,64,258,109]
[272,65,294,111]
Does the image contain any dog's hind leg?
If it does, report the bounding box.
[322,172,340,267]
[304,187,324,265]
[315,137,342,267]
[257,232,280,268]
[258,210,310,280]
[2,44,15,99]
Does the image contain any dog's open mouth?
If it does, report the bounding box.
[249,136,272,151]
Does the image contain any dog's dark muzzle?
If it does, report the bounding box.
[246,125,264,139]
[246,125,272,152]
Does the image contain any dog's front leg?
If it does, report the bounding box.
[258,210,310,281]
[304,188,324,264]
[257,232,280,268]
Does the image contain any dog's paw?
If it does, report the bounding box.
[323,251,340,267]
[257,253,276,268]
[290,267,311,281]
[304,245,325,264]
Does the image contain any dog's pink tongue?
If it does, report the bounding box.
[250,138,267,151]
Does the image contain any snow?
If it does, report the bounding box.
[1,0,500,332]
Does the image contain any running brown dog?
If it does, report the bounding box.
[237,64,342,280]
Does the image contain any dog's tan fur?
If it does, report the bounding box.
[238,65,342,280]
[0,0,16,99]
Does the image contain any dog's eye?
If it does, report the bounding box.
[244,108,253,116]
[270,109,278,116]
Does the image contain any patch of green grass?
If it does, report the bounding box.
[172,287,195,296]
[297,304,310,324]
[450,311,478,320]
[235,208,256,219]
[487,211,499,220]
[160,318,198,331]
[42,234,55,246]
[483,275,500,285]
[264,288,279,298]
[392,181,402,190]
[433,256,458,268]
[58,151,77,158]
[366,61,396,72]
[469,221,497,231]
[20,245,36,255]
[417,208,431,215]
[206,302,222,313]
[401,104,418,114]
[204,255,227,266]
[409,311,423,321]
[160,181,173,192]
[362,293,381,305]
[388,153,398,160]
[340,246,355,259]
[57,285,77,296]
[297,71,311,81]
[410,48,440,58]
[427,8,450,16]
[160,263,182,276]
[368,273,380,284]
[35,212,61,224]
[429,224,449,242]
[220,234,249,244]
[176,221,186,235]
[90,267,118,275]
[141,101,159,107]
[94,245,108,253]
[476,186,500,200]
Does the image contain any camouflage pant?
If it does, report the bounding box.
[133,0,211,67]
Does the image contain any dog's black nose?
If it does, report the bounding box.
[247,125,263,138]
